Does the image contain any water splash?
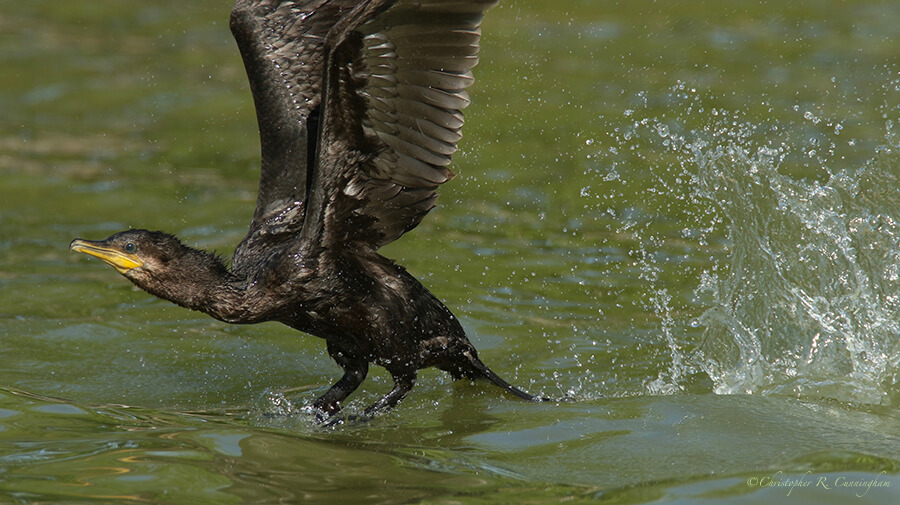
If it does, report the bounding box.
[599,80,900,406]
[692,139,900,405]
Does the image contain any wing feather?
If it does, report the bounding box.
[300,0,497,250]
[229,0,359,267]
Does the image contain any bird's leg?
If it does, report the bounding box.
[312,358,368,420]
[362,371,417,418]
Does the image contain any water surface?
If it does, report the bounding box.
[1,0,898,503]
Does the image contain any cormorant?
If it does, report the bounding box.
[70,0,543,420]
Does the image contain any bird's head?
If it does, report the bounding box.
[70,229,230,308]
[71,229,235,315]
[69,229,184,276]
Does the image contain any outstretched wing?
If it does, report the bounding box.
[229,0,358,264]
[299,0,498,251]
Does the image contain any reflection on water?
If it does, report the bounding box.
[0,387,595,503]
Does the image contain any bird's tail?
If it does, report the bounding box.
[462,351,548,402]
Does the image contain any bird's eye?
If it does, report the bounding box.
[124,242,137,254]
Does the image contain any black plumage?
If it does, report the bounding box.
[70,0,543,420]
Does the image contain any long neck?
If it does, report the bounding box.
[133,248,250,323]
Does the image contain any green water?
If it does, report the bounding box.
[2,0,899,503]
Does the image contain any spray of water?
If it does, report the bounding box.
[600,79,900,406]
[693,135,900,405]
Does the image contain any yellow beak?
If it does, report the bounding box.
[70,239,143,274]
